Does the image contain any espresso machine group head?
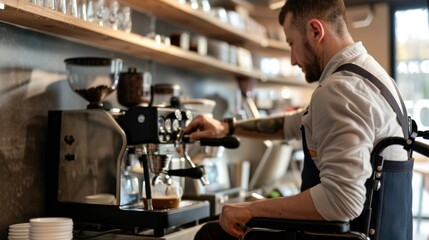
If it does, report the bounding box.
[116,106,206,211]
[116,106,183,145]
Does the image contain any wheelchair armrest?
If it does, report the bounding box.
[246,217,350,233]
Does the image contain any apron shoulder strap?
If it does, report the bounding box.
[334,63,409,139]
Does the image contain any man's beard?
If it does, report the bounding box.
[302,38,322,83]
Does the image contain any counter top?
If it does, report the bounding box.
[74,224,203,240]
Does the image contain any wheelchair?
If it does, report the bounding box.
[242,130,429,240]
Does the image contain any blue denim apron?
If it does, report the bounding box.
[300,64,413,240]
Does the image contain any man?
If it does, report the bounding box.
[185,1,411,239]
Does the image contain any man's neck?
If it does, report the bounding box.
[321,35,354,69]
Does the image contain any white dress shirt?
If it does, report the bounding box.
[283,42,408,221]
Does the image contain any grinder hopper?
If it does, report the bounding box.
[64,57,123,109]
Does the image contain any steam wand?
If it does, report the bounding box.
[182,142,210,186]
[176,131,241,186]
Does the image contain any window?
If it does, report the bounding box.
[394,7,429,129]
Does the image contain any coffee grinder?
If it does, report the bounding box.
[46,57,210,237]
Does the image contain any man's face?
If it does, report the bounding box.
[284,14,322,83]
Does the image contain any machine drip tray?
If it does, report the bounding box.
[120,200,204,212]
[49,200,209,237]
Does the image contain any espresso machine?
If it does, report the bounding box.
[46,57,224,238]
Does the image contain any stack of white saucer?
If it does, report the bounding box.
[8,223,30,240]
[29,217,73,240]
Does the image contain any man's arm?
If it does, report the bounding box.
[248,190,323,220]
[185,114,287,140]
[234,115,286,140]
[219,190,323,238]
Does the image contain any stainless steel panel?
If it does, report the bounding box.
[57,110,126,204]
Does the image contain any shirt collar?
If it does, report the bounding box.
[318,42,367,83]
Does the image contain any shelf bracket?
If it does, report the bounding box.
[351,4,375,29]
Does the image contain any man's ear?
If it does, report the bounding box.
[307,19,324,43]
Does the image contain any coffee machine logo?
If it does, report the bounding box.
[138,114,146,124]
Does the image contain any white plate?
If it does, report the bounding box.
[31,237,71,240]
[30,225,72,233]
[8,230,29,234]
[7,237,29,240]
[30,233,73,240]
[8,229,30,233]
[8,233,29,236]
[31,238,71,240]
[30,223,73,228]
[7,236,29,239]
[9,223,30,230]
[7,233,29,237]
[30,232,73,238]
[30,218,73,226]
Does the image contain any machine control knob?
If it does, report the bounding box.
[165,118,172,133]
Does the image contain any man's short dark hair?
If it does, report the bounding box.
[278,0,348,36]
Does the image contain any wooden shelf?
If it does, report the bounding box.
[120,0,290,55]
[264,75,306,85]
[0,0,309,87]
[0,0,259,77]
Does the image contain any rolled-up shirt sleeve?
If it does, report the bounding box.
[283,110,305,141]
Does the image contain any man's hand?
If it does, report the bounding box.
[184,115,229,140]
[219,202,254,238]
